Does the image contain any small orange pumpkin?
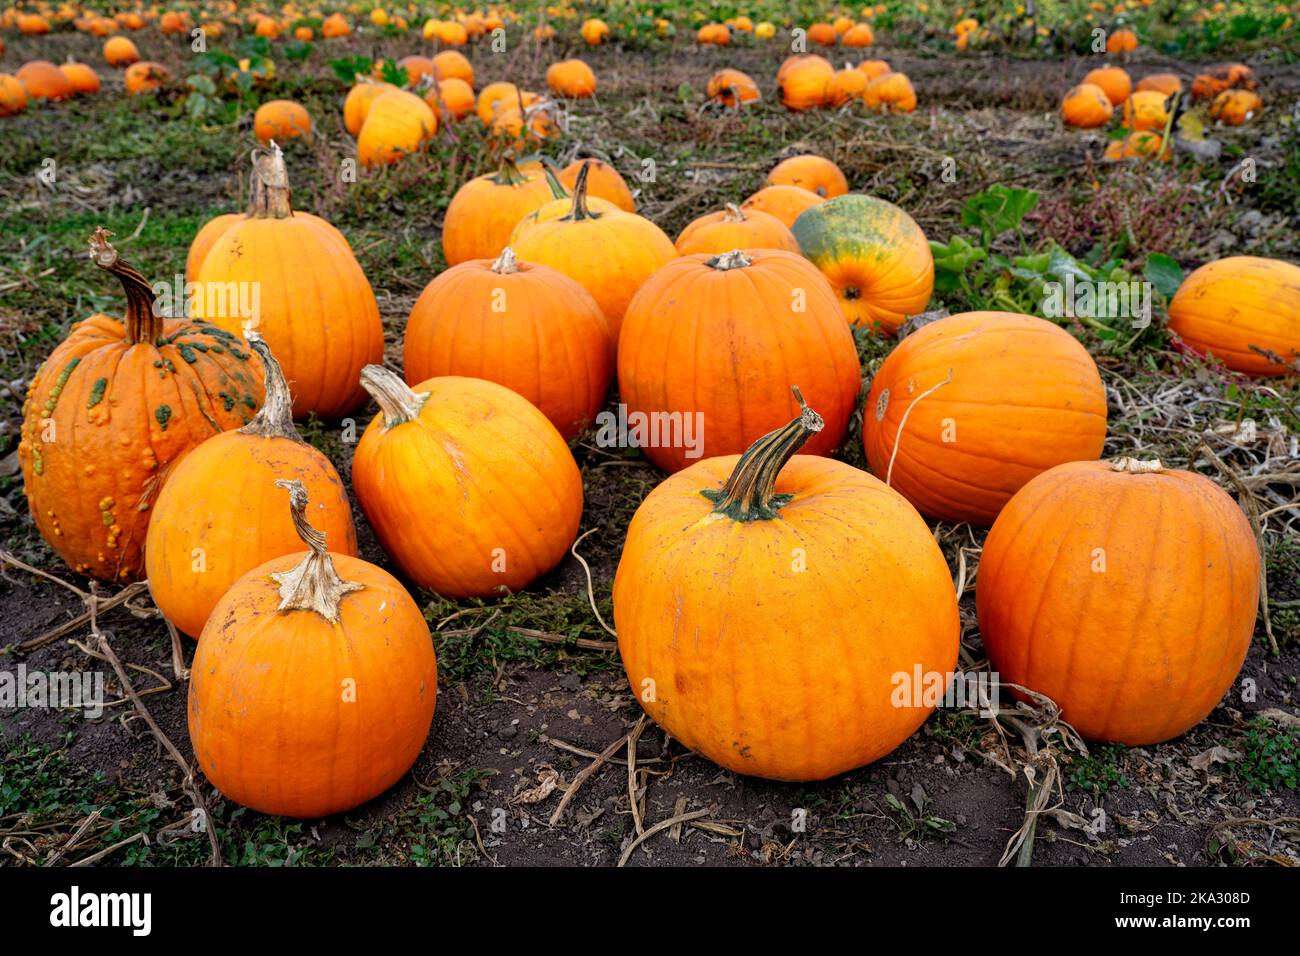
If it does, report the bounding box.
[1209,89,1263,125]
[357,90,437,167]
[706,68,760,107]
[0,74,28,117]
[766,154,849,198]
[253,99,312,144]
[777,54,834,111]
[1083,66,1132,105]
[674,203,801,256]
[59,61,100,95]
[1061,82,1114,127]
[741,184,826,228]
[123,61,169,95]
[862,70,917,112]
[546,58,597,97]
[1191,63,1256,101]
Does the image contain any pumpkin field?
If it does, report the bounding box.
[1,1,1298,873]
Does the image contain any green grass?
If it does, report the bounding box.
[1233,716,1299,795]
[1065,745,1130,795]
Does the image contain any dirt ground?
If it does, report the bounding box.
[1,30,1298,867]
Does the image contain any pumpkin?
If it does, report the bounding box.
[777,54,834,110]
[477,81,522,123]
[1209,89,1263,125]
[1103,129,1171,162]
[431,50,473,86]
[857,59,892,80]
[358,90,437,167]
[1191,62,1256,101]
[1121,90,1170,131]
[124,61,169,95]
[977,458,1259,745]
[741,184,825,228]
[145,335,357,637]
[674,203,801,256]
[1105,27,1138,53]
[18,229,263,582]
[1136,72,1182,96]
[863,71,916,112]
[322,12,351,37]
[192,144,383,419]
[17,60,74,101]
[1083,66,1131,105]
[580,18,610,45]
[343,79,399,136]
[827,67,869,105]
[442,158,551,266]
[557,158,636,213]
[791,193,934,334]
[395,55,435,85]
[766,154,849,198]
[807,22,838,46]
[618,249,860,472]
[188,479,436,818]
[427,77,475,120]
[547,58,597,97]
[613,390,960,780]
[511,163,677,341]
[59,61,100,95]
[509,164,621,239]
[352,368,583,598]
[862,312,1108,525]
[17,13,51,34]
[403,247,613,440]
[1167,256,1300,377]
[1061,82,1114,127]
[103,36,140,66]
[253,99,312,144]
[489,100,557,148]
[706,68,760,107]
[0,74,28,117]
[843,23,875,47]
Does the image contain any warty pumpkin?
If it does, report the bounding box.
[766,154,849,198]
[352,368,584,598]
[403,247,613,440]
[510,163,677,341]
[188,479,436,818]
[191,144,383,419]
[614,390,960,781]
[145,334,358,637]
[673,203,801,256]
[740,184,826,228]
[791,193,934,334]
[618,249,860,473]
[1167,256,1300,376]
[18,229,264,582]
[441,157,551,266]
[977,458,1260,745]
[862,311,1109,525]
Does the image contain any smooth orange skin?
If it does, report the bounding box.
[60,62,100,95]
[1084,66,1132,105]
[442,164,552,266]
[977,460,1259,745]
[253,99,312,144]
[511,208,677,342]
[193,215,383,420]
[618,250,861,473]
[766,154,849,198]
[403,258,613,440]
[431,50,473,86]
[863,71,916,112]
[547,58,597,97]
[614,454,960,781]
[1121,90,1170,131]
[741,184,825,228]
[511,194,621,240]
[706,68,760,107]
[863,312,1107,525]
[580,18,609,44]
[557,159,636,213]
[1168,256,1300,376]
[827,67,868,105]
[352,377,583,598]
[1103,130,1171,162]
[185,213,240,281]
[1136,72,1182,96]
[1106,27,1139,53]
[0,74,28,117]
[807,22,838,46]
[18,60,74,101]
[857,59,892,80]
[1061,83,1114,127]
[145,431,358,638]
[674,206,800,256]
[777,55,834,110]
[843,23,875,47]
[18,316,263,582]
[188,551,436,818]
[395,55,435,85]
[427,77,476,120]
[358,90,437,167]
[322,13,351,37]
[343,80,399,137]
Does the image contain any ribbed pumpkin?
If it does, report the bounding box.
[357,89,437,167]
[862,71,917,112]
[1167,256,1300,376]
[145,335,357,637]
[674,203,801,256]
[777,54,833,110]
[442,157,550,266]
[791,193,934,334]
[18,229,263,582]
[352,368,583,598]
[614,391,960,781]
[192,145,383,419]
[343,79,399,136]
[618,249,860,473]
[403,248,613,440]
[740,184,826,228]
[189,479,436,818]
[766,154,849,198]
[978,458,1260,745]
[557,158,636,213]
[511,163,676,341]
[862,312,1108,525]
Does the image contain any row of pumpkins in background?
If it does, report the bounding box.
[17,151,1297,820]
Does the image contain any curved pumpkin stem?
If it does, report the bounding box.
[270,479,364,623]
[722,203,746,222]
[490,247,520,274]
[248,141,293,219]
[359,364,430,428]
[88,227,163,346]
[706,249,753,271]
[539,158,569,200]
[564,160,601,221]
[1110,457,1164,474]
[702,386,824,521]
[240,333,302,441]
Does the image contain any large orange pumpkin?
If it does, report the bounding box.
[191,145,383,419]
[357,90,437,167]
[18,230,263,582]
[403,248,613,440]
[1083,66,1132,105]
[189,479,436,818]
[674,203,801,256]
[862,312,1108,525]
[1167,256,1300,376]
[614,391,960,780]
[978,458,1260,745]
[145,335,358,637]
[442,157,551,266]
[17,60,75,101]
[343,79,399,136]
[777,54,834,110]
[791,193,934,334]
[618,249,860,473]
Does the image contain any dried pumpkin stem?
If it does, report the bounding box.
[702,386,823,521]
[491,247,520,275]
[248,141,293,219]
[240,333,302,441]
[88,227,164,345]
[269,479,363,623]
[359,364,430,427]
[722,203,746,222]
[706,249,753,271]
[1110,457,1164,474]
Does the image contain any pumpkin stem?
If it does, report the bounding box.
[702,386,823,521]
[722,203,746,222]
[88,227,164,345]
[359,365,430,428]
[269,479,364,623]
[564,160,601,221]
[539,158,569,200]
[248,141,293,219]
[240,333,302,441]
[493,156,529,186]
[705,249,753,271]
[1110,457,1164,474]
[490,247,520,275]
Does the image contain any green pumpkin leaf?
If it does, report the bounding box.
[1144,253,1185,300]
